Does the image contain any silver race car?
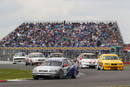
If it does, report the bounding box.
[32,58,79,80]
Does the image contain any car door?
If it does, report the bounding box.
[62,59,71,76]
[68,59,77,72]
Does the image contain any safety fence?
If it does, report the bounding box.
[0,47,110,51]
[0,47,110,61]
[0,46,129,62]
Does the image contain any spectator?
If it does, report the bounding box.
[0,21,124,47]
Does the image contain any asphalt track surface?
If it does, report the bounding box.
[0,64,130,87]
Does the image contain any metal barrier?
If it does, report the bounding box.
[1,46,130,63]
[0,47,110,61]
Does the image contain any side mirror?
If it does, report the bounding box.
[63,64,68,67]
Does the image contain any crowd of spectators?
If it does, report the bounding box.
[0,21,124,47]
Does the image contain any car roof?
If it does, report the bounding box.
[47,58,66,62]
[80,53,96,56]
[29,52,43,55]
[50,53,63,55]
[15,52,25,54]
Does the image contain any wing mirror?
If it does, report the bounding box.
[63,64,68,67]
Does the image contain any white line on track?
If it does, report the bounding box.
[83,70,130,72]
[7,79,30,82]
[79,72,86,75]
[77,72,86,78]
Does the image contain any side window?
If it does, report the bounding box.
[70,60,75,65]
[63,59,68,65]
[67,59,73,66]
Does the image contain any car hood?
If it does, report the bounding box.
[82,59,98,62]
[30,57,46,60]
[34,66,61,70]
[102,60,123,63]
[13,56,26,58]
[49,57,65,59]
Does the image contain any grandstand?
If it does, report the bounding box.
[0,21,125,61]
[0,21,124,47]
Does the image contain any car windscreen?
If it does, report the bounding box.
[15,53,25,56]
[50,54,63,58]
[41,61,62,66]
[29,54,44,58]
[103,56,119,60]
[83,55,96,59]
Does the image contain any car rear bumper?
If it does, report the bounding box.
[13,60,25,62]
[32,62,43,64]
[25,61,44,65]
[13,59,25,62]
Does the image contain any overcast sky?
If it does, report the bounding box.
[0,0,130,44]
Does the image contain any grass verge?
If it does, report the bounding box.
[0,68,32,80]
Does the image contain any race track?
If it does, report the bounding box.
[0,64,130,87]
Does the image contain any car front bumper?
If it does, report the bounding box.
[104,65,124,70]
[32,73,59,77]
[81,63,97,67]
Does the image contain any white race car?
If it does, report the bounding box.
[32,58,79,80]
[13,52,26,64]
[77,53,98,68]
[25,52,46,65]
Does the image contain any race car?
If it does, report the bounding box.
[77,53,98,68]
[25,52,46,65]
[32,58,79,80]
[13,52,26,64]
[97,54,124,70]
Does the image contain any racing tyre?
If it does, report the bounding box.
[71,71,77,79]
[76,68,79,75]
[97,65,100,70]
[58,70,64,79]
[33,76,39,80]
[101,65,104,70]
[25,62,29,66]
[13,62,16,64]
[80,64,83,69]
[30,62,34,66]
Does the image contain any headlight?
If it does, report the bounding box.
[49,70,58,72]
[33,69,38,73]
[117,63,123,65]
[105,63,110,65]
